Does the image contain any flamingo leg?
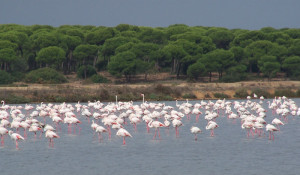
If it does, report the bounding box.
[1,136,4,146]
[158,128,161,140]
[269,131,271,140]
[123,136,126,145]
[194,134,197,141]
[77,124,81,134]
[16,140,19,149]
[24,129,27,139]
[146,123,150,133]
[153,129,157,139]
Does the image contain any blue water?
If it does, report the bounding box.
[1,99,300,175]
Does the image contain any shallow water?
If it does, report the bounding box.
[1,99,300,175]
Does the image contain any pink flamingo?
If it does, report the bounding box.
[116,128,132,145]
[271,118,284,131]
[190,126,202,141]
[95,125,107,142]
[148,120,165,139]
[0,126,8,146]
[8,130,24,149]
[45,130,60,147]
[206,121,218,137]
[172,119,183,138]
[266,124,279,140]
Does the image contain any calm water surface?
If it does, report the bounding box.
[1,99,300,175]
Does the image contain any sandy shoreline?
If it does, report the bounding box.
[0,81,299,103]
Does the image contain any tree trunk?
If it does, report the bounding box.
[176,63,181,79]
[209,72,212,82]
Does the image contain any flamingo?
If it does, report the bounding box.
[8,130,24,149]
[206,121,218,137]
[271,118,284,131]
[266,124,278,140]
[29,124,42,139]
[190,126,202,141]
[241,121,254,138]
[45,130,59,147]
[0,126,8,146]
[116,128,132,145]
[95,125,107,142]
[148,120,165,139]
[172,119,183,138]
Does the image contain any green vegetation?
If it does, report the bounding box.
[234,88,249,98]
[1,24,300,84]
[213,92,229,99]
[77,65,97,79]
[0,70,14,84]
[90,74,110,83]
[25,67,67,83]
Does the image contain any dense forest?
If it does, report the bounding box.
[0,24,300,84]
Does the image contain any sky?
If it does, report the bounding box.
[1,0,300,30]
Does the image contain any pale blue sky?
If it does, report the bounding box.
[1,0,299,29]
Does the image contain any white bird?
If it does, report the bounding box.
[148,120,165,139]
[190,126,202,141]
[116,128,132,145]
[0,126,8,146]
[8,130,24,149]
[45,130,59,147]
[271,118,284,131]
[266,124,278,140]
[206,121,218,137]
[95,125,107,142]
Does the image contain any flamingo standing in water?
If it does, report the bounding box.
[148,120,165,140]
[271,118,284,131]
[172,119,183,138]
[95,125,107,142]
[8,130,24,149]
[116,128,132,145]
[206,121,218,137]
[266,124,278,140]
[0,126,8,146]
[45,130,59,147]
[190,126,202,141]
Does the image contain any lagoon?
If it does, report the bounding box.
[1,99,300,175]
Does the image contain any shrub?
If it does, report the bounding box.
[5,95,30,104]
[296,89,300,97]
[0,70,14,84]
[234,88,249,98]
[204,93,211,98]
[214,93,229,99]
[77,65,97,79]
[182,93,197,99]
[90,74,110,83]
[154,84,171,95]
[274,89,296,97]
[221,74,247,83]
[11,72,25,82]
[25,68,67,84]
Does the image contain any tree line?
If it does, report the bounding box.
[0,23,300,83]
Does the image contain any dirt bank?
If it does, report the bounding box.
[0,80,300,103]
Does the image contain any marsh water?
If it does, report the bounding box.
[1,99,300,175]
